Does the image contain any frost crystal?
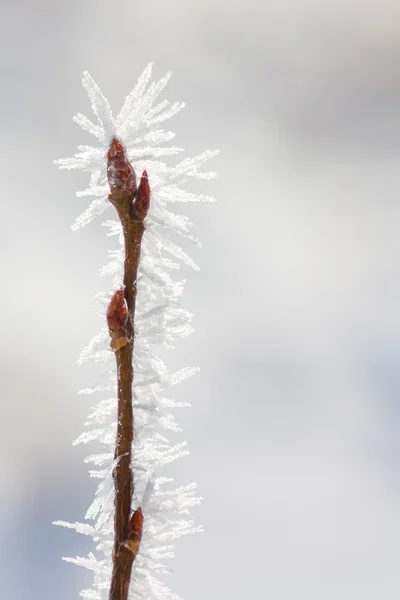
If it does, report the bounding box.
[54,64,217,600]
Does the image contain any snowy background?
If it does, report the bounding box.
[1,1,400,599]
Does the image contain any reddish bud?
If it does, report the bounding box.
[134,170,150,220]
[106,288,128,334]
[128,507,144,540]
[122,507,144,557]
[107,137,137,197]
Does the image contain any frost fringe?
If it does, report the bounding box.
[54,64,217,600]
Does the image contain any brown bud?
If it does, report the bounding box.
[133,170,150,221]
[107,289,129,350]
[122,507,144,557]
[107,288,128,333]
[107,137,137,197]
[128,507,144,540]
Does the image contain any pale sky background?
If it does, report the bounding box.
[1,1,400,599]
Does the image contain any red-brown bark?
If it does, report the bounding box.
[106,138,150,600]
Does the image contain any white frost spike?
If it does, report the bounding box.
[54,64,217,600]
[73,114,104,141]
[116,63,154,135]
[81,71,115,141]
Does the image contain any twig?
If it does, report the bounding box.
[106,138,150,600]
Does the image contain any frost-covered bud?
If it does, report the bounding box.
[107,289,129,351]
[134,170,150,221]
[107,137,137,197]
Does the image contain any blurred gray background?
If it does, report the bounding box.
[1,0,400,598]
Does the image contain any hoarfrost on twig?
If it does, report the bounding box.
[54,64,217,600]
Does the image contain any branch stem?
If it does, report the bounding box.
[107,188,146,600]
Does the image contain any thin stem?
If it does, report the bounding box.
[106,140,149,600]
